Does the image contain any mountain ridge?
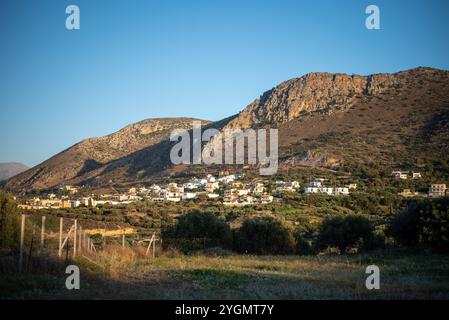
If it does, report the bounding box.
[4,67,449,192]
[4,118,211,191]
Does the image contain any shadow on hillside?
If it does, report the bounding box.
[72,115,239,186]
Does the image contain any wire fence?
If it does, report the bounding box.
[9,213,161,273]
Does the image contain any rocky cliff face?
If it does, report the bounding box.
[225,67,442,129]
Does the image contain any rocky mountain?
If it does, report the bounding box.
[226,67,446,129]
[4,67,449,192]
[226,67,449,173]
[4,118,210,192]
[0,163,29,181]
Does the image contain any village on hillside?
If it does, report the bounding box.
[16,170,448,210]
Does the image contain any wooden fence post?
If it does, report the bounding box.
[19,214,25,272]
[40,216,46,256]
[27,229,35,272]
[79,226,82,252]
[58,217,63,258]
[73,219,77,258]
[122,233,125,248]
[145,233,157,258]
[152,237,156,259]
[66,238,69,261]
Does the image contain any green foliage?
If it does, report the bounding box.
[233,216,296,255]
[162,211,232,252]
[0,192,20,250]
[316,215,375,253]
[388,197,449,251]
[294,232,314,255]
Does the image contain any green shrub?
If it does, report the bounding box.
[388,198,449,251]
[233,216,296,254]
[295,232,314,255]
[162,211,232,252]
[316,215,375,253]
[0,192,20,250]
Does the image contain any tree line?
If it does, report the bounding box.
[162,197,449,254]
[1,192,448,255]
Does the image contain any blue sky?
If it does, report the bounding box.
[1,0,449,167]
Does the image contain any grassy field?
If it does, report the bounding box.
[1,248,449,300]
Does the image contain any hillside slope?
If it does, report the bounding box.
[4,67,449,192]
[4,118,210,191]
[223,67,449,175]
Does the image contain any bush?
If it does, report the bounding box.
[161,211,232,252]
[388,198,449,251]
[234,216,296,254]
[295,233,314,255]
[0,192,20,250]
[316,215,375,253]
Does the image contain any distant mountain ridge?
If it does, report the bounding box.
[0,162,29,181]
[4,67,449,192]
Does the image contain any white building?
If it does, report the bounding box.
[205,182,219,193]
[71,200,81,208]
[304,179,349,196]
[218,175,236,184]
[309,180,322,188]
[223,194,239,206]
[149,184,161,192]
[252,182,265,194]
[304,186,333,195]
[429,184,447,198]
[182,182,197,190]
[164,192,181,202]
[80,197,97,207]
[276,181,300,192]
[412,172,422,179]
[334,187,349,195]
[238,189,251,196]
[138,187,149,195]
[182,192,197,200]
[391,171,409,180]
[260,194,274,204]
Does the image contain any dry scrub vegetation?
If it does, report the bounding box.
[2,245,449,300]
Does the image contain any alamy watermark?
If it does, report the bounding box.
[65,5,380,31]
[65,265,80,290]
[365,5,380,30]
[66,5,80,30]
[170,121,278,175]
[365,265,380,290]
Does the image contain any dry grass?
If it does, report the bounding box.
[1,246,448,300]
